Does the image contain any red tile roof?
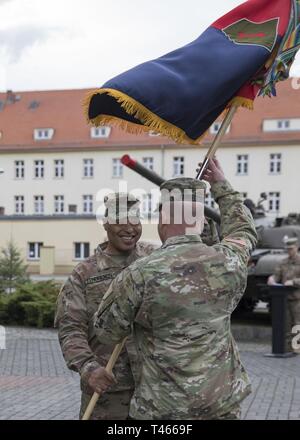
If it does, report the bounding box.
[0,80,299,153]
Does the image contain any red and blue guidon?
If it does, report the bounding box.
[86,0,300,144]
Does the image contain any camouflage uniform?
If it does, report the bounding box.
[273,249,300,352]
[94,179,258,420]
[202,218,220,246]
[54,192,155,420]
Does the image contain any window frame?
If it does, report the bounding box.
[83,159,94,179]
[34,160,45,179]
[14,195,25,215]
[54,159,65,179]
[34,195,45,215]
[83,195,93,214]
[15,160,25,180]
[269,153,282,175]
[112,158,123,178]
[173,156,185,177]
[142,157,154,171]
[236,154,249,176]
[54,195,65,214]
[74,242,90,260]
[28,242,43,260]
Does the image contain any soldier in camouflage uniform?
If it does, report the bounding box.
[268,237,300,353]
[93,158,258,420]
[54,193,155,420]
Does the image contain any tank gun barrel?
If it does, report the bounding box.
[121,154,221,224]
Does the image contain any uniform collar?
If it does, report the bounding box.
[288,254,300,263]
[162,234,203,249]
[95,241,140,270]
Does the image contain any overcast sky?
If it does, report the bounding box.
[0,0,300,92]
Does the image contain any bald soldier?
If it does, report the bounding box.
[268,237,300,353]
[54,193,155,420]
[94,158,258,420]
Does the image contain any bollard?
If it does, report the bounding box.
[265,285,296,358]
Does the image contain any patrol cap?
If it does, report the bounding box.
[283,236,299,248]
[104,192,141,223]
[159,178,206,205]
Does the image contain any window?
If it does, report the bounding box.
[34,160,44,179]
[83,195,93,214]
[34,196,44,214]
[112,159,123,178]
[28,242,43,260]
[240,192,248,199]
[143,157,154,171]
[83,159,94,178]
[263,119,300,132]
[90,126,111,138]
[15,161,24,179]
[34,128,54,140]
[54,195,64,214]
[277,120,290,130]
[15,196,24,214]
[237,155,248,175]
[74,242,90,260]
[209,122,231,135]
[173,157,184,177]
[54,160,64,178]
[270,153,282,174]
[205,193,215,209]
[268,192,280,213]
[141,194,153,215]
[69,204,77,214]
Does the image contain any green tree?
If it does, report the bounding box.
[0,241,28,294]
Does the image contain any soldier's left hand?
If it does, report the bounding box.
[284,280,294,286]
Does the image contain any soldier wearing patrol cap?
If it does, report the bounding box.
[54,192,155,420]
[268,236,300,353]
[94,158,258,420]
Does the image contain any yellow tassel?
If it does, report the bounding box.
[228,96,254,110]
[82,88,207,145]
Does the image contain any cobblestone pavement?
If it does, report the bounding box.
[0,327,299,420]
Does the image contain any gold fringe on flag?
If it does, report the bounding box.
[83,88,206,145]
[83,88,254,145]
[228,96,254,110]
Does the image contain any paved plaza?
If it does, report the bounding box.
[0,326,299,420]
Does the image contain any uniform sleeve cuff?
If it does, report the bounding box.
[80,360,101,377]
[210,180,235,202]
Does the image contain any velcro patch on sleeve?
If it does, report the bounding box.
[224,238,247,247]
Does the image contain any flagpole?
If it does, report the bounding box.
[196,105,238,180]
[81,339,127,420]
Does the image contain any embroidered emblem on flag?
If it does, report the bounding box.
[222,18,279,52]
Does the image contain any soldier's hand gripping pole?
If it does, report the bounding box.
[196,106,237,180]
[81,338,127,420]
[121,155,221,224]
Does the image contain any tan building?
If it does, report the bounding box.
[0,81,300,276]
